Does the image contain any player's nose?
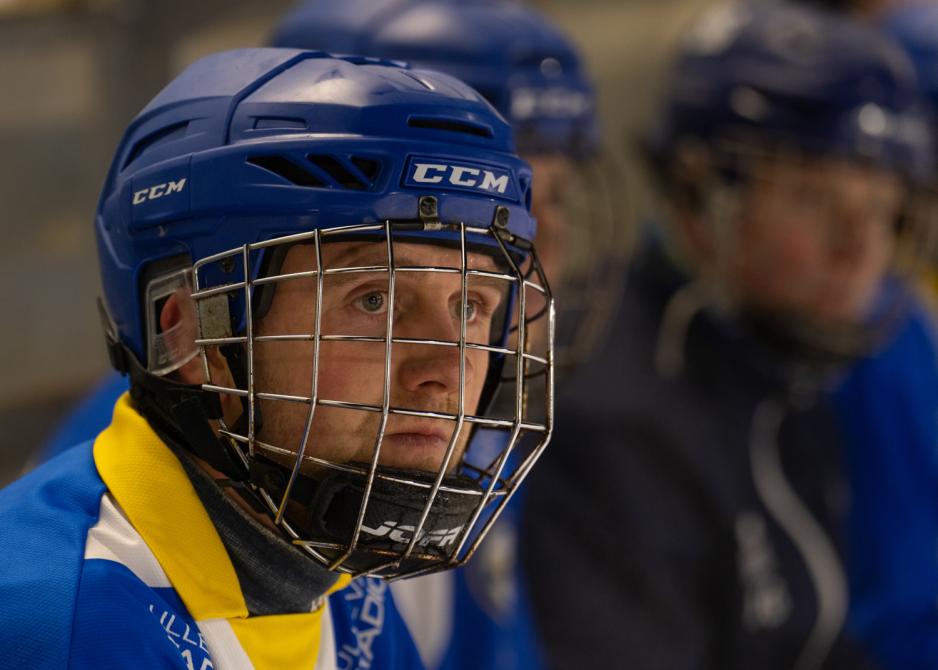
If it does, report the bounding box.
[394,344,463,399]
[825,206,875,268]
[392,298,471,400]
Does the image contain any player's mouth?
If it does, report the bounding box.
[382,428,452,450]
[380,425,460,470]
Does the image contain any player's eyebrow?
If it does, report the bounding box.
[321,242,503,273]
[313,249,511,297]
[321,243,388,271]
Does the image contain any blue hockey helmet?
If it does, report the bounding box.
[270,0,599,157]
[648,2,937,369]
[883,3,938,129]
[96,48,552,578]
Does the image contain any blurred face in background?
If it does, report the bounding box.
[524,153,575,352]
[731,155,903,324]
[527,153,576,283]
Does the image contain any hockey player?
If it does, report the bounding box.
[820,5,938,669]
[38,1,617,477]
[34,3,605,669]
[269,3,611,668]
[521,3,935,669]
[0,48,552,669]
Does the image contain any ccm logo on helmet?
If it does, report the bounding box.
[411,163,509,193]
[132,178,187,206]
[404,157,516,200]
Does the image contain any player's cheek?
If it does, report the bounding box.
[464,348,490,413]
[316,341,384,404]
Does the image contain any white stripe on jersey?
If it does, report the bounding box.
[199,619,255,670]
[391,571,453,669]
[84,493,172,588]
[83,493,343,670]
[316,598,338,670]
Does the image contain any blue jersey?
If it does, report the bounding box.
[44,381,545,670]
[2,395,423,669]
[391,490,543,670]
[833,300,938,670]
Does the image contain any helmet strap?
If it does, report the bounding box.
[250,455,482,574]
[111,336,251,483]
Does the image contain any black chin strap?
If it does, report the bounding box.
[108,336,250,483]
[257,460,483,573]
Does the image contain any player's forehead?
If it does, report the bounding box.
[525,153,575,183]
[281,238,504,271]
[525,152,574,172]
[749,152,902,191]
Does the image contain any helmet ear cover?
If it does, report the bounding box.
[102,261,244,481]
[136,252,264,443]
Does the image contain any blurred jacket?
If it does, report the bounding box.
[520,242,881,670]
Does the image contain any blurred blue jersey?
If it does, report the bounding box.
[833,298,938,670]
[41,373,128,461]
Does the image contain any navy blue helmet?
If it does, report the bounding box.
[96,49,552,578]
[883,3,938,133]
[652,1,933,183]
[648,2,937,369]
[270,0,599,157]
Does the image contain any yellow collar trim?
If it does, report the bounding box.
[230,612,324,670]
[93,394,247,620]
[328,573,353,595]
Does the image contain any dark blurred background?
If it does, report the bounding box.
[0,0,722,483]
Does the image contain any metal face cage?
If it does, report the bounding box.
[189,219,553,580]
[545,149,634,374]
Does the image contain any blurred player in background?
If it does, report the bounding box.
[0,48,553,668]
[817,5,938,669]
[521,2,936,668]
[784,1,938,666]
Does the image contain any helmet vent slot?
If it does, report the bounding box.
[247,155,326,187]
[351,156,381,183]
[408,116,494,138]
[247,154,381,190]
[123,121,190,170]
[253,117,308,131]
[307,154,369,190]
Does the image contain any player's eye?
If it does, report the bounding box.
[453,298,481,323]
[356,290,387,314]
